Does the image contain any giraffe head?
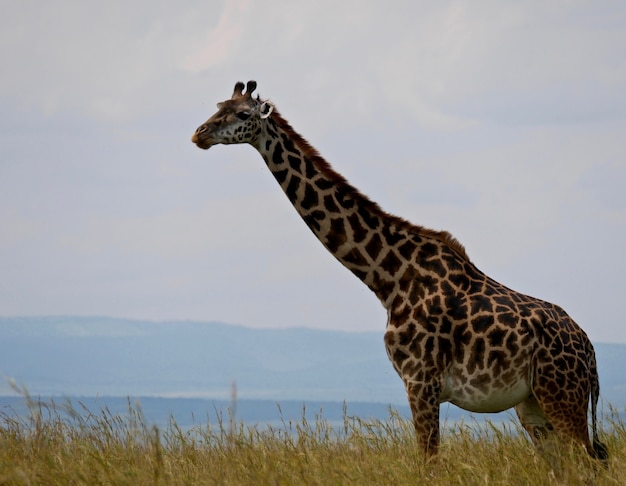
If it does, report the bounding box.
[191,80,274,150]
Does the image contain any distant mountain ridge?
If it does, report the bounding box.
[0,316,403,403]
[1,316,624,411]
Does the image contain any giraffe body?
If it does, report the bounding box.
[191,81,607,460]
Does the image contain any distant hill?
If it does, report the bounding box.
[1,316,624,412]
[0,316,403,403]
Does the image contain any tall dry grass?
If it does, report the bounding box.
[1,391,624,485]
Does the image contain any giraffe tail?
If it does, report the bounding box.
[589,343,609,461]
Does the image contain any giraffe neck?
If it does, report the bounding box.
[251,111,469,308]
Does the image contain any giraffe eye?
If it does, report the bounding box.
[236,112,251,120]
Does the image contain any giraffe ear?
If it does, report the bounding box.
[259,101,274,119]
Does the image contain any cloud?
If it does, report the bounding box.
[0,211,38,247]
[3,1,624,128]
[0,1,215,121]
[374,1,626,128]
[182,0,250,72]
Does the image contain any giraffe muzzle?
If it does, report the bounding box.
[191,126,213,150]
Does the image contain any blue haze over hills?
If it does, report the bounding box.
[1,316,624,426]
[0,316,401,402]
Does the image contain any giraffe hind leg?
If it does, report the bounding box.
[515,394,576,476]
[515,395,554,446]
[518,390,596,459]
[516,392,608,483]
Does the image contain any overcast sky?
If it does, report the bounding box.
[1,1,625,343]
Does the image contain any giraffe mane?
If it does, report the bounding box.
[268,108,471,263]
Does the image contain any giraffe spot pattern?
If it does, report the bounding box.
[272,142,284,166]
[380,249,402,276]
[347,213,368,243]
[285,174,301,204]
[288,154,301,172]
[326,218,347,253]
[301,183,319,209]
[324,194,340,213]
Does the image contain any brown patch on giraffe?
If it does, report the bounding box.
[370,270,396,300]
[288,154,301,172]
[273,168,288,184]
[347,213,368,243]
[471,315,495,333]
[343,248,369,267]
[326,218,347,253]
[301,183,319,209]
[323,194,340,213]
[271,142,284,166]
[335,186,356,210]
[380,249,402,276]
[470,295,493,314]
[384,330,396,347]
[381,224,406,245]
[397,239,417,260]
[303,211,325,232]
[486,327,507,347]
[398,322,416,345]
[314,177,334,190]
[449,272,471,291]
[285,174,301,204]
[364,233,383,260]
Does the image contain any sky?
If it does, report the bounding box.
[1,1,625,342]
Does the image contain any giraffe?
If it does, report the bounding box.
[191,80,608,461]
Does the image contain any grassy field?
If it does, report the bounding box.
[1,393,624,485]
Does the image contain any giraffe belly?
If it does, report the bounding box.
[441,371,531,413]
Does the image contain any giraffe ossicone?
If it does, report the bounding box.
[191,80,608,461]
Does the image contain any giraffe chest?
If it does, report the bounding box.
[440,364,531,413]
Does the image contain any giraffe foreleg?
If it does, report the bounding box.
[405,380,441,458]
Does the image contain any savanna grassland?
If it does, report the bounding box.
[1,394,625,486]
